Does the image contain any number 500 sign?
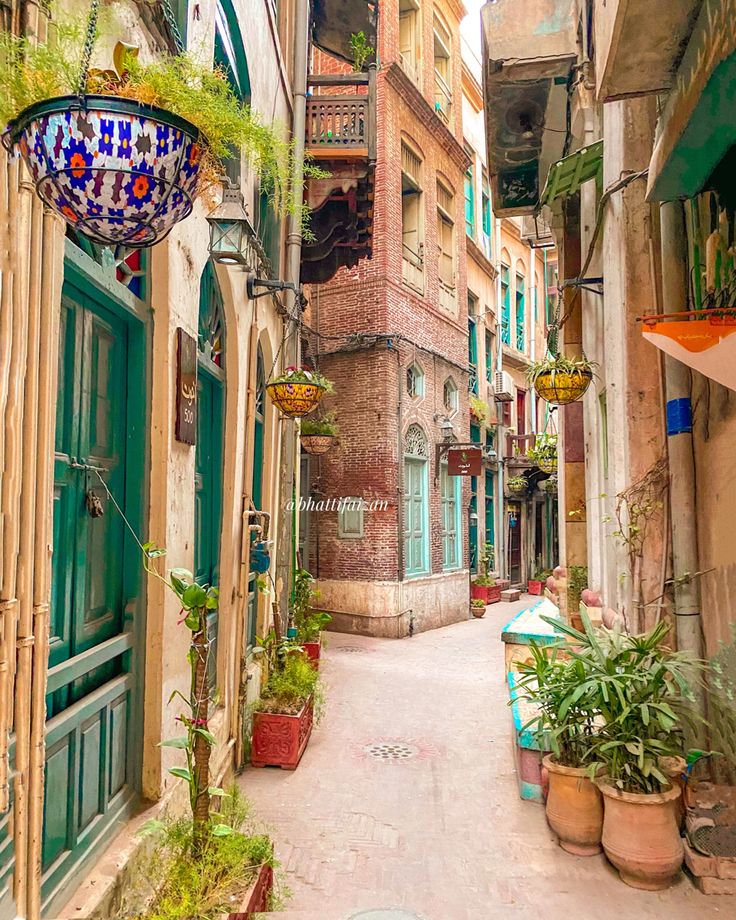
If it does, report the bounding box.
[176,327,198,445]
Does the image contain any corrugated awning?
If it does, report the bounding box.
[540,140,603,208]
[311,0,377,66]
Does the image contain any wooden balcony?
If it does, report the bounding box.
[505,433,536,465]
[301,69,377,285]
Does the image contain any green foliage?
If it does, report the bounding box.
[527,353,596,385]
[291,567,332,642]
[526,433,557,465]
[567,564,588,612]
[268,366,335,394]
[533,568,552,582]
[479,541,494,578]
[547,611,706,793]
[473,575,496,587]
[708,623,736,783]
[350,31,375,72]
[507,475,527,492]
[514,642,598,767]
[471,598,486,608]
[300,411,339,438]
[257,652,324,719]
[469,395,491,424]
[136,789,274,920]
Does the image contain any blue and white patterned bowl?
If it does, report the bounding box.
[4,95,203,248]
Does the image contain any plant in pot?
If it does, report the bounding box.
[251,627,323,770]
[291,567,331,667]
[528,568,551,596]
[555,613,705,890]
[566,565,588,628]
[469,394,491,425]
[0,11,316,248]
[300,411,339,456]
[471,542,501,604]
[138,544,275,916]
[527,433,558,474]
[507,474,528,496]
[528,354,595,406]
[470,598,486,618]
[266,366,334,418]
[515,641,603,856]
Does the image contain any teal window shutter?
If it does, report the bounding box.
[515,274,525,351]
[485,328,493,382]
[464,165,475,238]
[485,469,495,545]
[441,462,461,570]
[404,425,429,577]
[481,184,492,258]
[501,265,510,345]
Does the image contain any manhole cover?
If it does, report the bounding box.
[347,911,426,920]
[363,742,419,761]
[336,645,368,653]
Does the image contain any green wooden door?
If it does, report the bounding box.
[43,282,138,905]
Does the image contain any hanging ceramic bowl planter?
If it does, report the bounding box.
[300,435,337,455]
[534,368,593,405]
[507,478,528,496]
[4,95,202,247]
[538,456,558,474]
[267,380,327,418]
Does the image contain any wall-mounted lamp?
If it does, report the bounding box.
[206,184,251,266]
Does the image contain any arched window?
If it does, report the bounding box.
[443,377,458,414]
[404,424,429,576]
[406,362,424,399]
[196,263,225,689]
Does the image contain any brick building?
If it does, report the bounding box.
[303,0,473,636]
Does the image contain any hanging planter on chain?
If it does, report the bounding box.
[266,367,333,419]
[300,411,339,455]
[0,0,295,248]
[528,354,595,405]
[527,433,558,474]
[507,475,528,496]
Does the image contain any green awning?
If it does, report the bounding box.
[540,140,603,208]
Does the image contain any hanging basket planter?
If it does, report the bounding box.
[538,456,558,474]
[4,95,202,247]
[507,477,528,495]
[300,434,337,455]
[538,476,558,494]
[533,368,593,405]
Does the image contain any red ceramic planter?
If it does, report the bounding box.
[251,698,313,770]
[226,864,274,918]
[303,639,321,669]
[471,583,490,603]
[528,580,543,596]
[486,584,502,604]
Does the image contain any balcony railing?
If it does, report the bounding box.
[402,242,424,293]
[434,72,452,125]
[505,433,536,462]
[306,71,376,161]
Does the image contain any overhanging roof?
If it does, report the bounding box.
[311,0,377,66]
[540,140,603,208]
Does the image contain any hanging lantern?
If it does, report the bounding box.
[207,185,251,265]
[300,435,338,455]
[4,96,203,248]
[266,379,326,418]
[533,367,592,405]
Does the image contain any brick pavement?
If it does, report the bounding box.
[241,601,728,919]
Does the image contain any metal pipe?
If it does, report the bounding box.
[494,215,505,578]
[275,0,309,628]
[659,200,706,725]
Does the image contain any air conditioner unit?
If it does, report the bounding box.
[494,371,515,402]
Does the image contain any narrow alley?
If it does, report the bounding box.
[242,604,723,920]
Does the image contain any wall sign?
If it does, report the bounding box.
[448,447,482,476]
[175,327,197,445]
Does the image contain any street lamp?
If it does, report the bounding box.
[441,417,455,441]
[206,184,251,266]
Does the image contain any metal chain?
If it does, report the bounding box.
[77,0,101,98]
[160,0,185,55]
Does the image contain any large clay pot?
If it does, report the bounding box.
[543,755,603,856]
[597,780,683,889]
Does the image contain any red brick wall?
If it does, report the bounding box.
[305,0,471,585]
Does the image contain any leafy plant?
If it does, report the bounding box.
[527,353,596,386]
[514,642,598,767]
[548,612,705,793]
[507,475,527,492]
[300,411,339,438]
[290,568,331,642]
[256,651,324,719]
[479,541,495,578]
[567,564,588,613]
[471,598,486,609]
[349,31,375,72]
[268,366,334,394]
[469,395,491,424]
[526,433,558,465]
[532,568,552,582]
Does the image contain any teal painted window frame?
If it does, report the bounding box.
[464,158,475,238]
[485,327,493,382]
[501,265,511,345]
[468,316,478,395]
[404,427,429,578]
[515,273,525,352]
[246,346,266,648]
[440,461,461,570]
[485,468,495,545]
[481,182,492,258]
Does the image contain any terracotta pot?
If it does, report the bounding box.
[303,639,321,669]
[251,697,313,770]
[542,755,603,856]
[527,579,543,596]
[225,863,274,918]
[486,584,502,604]
[581,588,603,608]
[470,605,486,618]
[597,780,683,890]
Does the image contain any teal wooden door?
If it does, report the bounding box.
[43,282,138,905]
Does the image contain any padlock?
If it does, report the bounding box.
[86,490,105,518]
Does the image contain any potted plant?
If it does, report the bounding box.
[567,565,588,629]
[300,411,339,456]
[471,543,501,604]
[528,569,551,596]
[507,474,528,495]
[138,544,275,915]
[469,394,491,424]
[538,475,558,495]
[267,366,333,418]
[515,641,603,856]
[470,598,486,618]
[251,628,323,770]
[528,354,595,405]
[0,16,310,248]
[291,568,331,667]
[557,613,704,890]
[527,434,558,474]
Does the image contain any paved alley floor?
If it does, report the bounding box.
[240,600,728,920]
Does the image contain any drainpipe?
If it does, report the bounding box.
[530,242,537,434]
[659,200,706,724]
[274,0,309,630]
[494,214,505,579]
[396,346,405,632]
